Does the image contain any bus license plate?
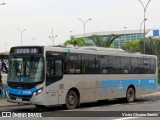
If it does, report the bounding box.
[16,98,22,101]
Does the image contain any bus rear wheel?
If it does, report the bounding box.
[126,87,135,103]
[65,90,78,110]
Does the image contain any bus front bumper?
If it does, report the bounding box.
[6,91,45,105]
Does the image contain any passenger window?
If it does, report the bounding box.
[151,59,156,74]
[65,54,81,74]
[108,56,121,74]
[121,57,131,74]
[96,56,109,74]
[131,58,140,74]
[55,60,62,76]
[47,59,62,76]
[82,55,96,74]
[143,59,151,74]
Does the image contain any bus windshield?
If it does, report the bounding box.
[8,56,44,83]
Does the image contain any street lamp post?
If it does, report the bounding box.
[49,28,57,46]
[138,0,151,54]
[4,42,7,51]
[140,18,147,33]
[123,27,127,34]
[70,31,73,36]
[17,29,26,46]
[122,26,127,48]
[32,38,35,45]
[78,18,91,37]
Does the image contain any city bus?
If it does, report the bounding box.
[6,46,158,109]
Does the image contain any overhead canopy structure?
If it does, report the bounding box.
[0,51,9,59]
[74,29,151,48]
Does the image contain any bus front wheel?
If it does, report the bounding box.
[65,90,78,110]
[126,87,135,103]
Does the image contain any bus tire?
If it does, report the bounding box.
[126,87,135,103]
[65,90,78,110]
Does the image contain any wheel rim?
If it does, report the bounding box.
[66,91,78,109]
[128,88,134,102]
[68,94,76,105]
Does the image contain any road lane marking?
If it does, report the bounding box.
[63,108,80,111]
[113,117,138,120]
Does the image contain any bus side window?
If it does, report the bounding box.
[47,60,55,75]
[55,60,62,76]
[47,59,62,76]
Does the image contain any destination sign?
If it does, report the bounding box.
[10,47,43,54]
[16,48,38,54]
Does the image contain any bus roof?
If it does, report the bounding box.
[9,45,157,59]
[44,46,157,59]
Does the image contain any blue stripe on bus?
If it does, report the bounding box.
[7,87,37,96]
[101,79,157,92]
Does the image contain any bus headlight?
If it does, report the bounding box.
[32,92,37,97]
[38,89,43,94]
[32,88,43,97]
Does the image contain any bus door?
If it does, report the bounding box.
[46,53,63,105]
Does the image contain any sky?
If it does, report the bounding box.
[0,0,160,52]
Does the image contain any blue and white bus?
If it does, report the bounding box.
[6,46,158,109]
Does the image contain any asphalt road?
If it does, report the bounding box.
[1,91,160,120]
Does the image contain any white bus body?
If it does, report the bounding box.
[6,46,158,109]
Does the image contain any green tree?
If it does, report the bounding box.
[105,34,121,47]
[145,37,160,58]
[122,40,141,52]
[89,34,121,47]
[64,36,90,47]
[122,36,160,63]
[143,37,160,79]
[88,34,104,47]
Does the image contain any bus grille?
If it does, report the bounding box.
[9,94,31,101]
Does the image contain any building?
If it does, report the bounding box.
[74,29,156,48]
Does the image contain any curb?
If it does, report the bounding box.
[0,104,25,108]
[0,103,26,108]
[0,99,26,108]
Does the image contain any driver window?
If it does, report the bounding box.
[47,60,55,75]
[25,61,30,76]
